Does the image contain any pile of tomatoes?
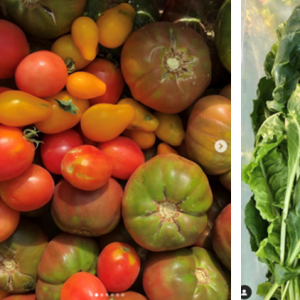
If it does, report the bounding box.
[0,0,231,299]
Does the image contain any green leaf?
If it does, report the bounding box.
[257,282,281,300]
[264,43,278,79]
[275,264,300,285]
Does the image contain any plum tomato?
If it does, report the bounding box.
[40,129,83,175]
[83,59,125,105]
[0,198,20,242]
[0,20,30,79]
[15,51,68,98]
[98,136,145,180]
[0,126,35,181]
[0,164,55,212]
[97,242,141,293]
[61,145,113,191]
[61,272,108,300]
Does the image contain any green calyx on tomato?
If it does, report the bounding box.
[122,153,213,252]
[55,99,79,115]
[0,218,48,293]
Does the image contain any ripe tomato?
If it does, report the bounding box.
[98,137,144,180]
[0,198,20,242]
[0,291,9,299]
[41,129,83,175]
[110,291,147,300]
[3,294,36,299]
[0,87,12,94]
[61,145,113,191]
[0,164,55,212]
[61,272,108,300]
[0,126,35,181]
[97,242,141,292]
[83,59,125,105]
[0,20,30,79]
[123,130,156,149]
[15,51,68,98]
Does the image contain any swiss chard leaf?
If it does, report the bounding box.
[275,264,300,285]
[264,43,278,79]
[257,282,281,300]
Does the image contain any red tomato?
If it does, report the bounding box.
[97,242,141,292]
[98,137,145,180]
[0,126,35,181]
[15,51,68,98]
[61,272,109,300]
[40,129,83,175]
[0,20,30,79]
[75,123,97,146]
[0,197,20,242]
[61,145,113,191]
[0,87,12,94]
[83,58,125,105]
[0,164,55,212]
[110,291,147,300]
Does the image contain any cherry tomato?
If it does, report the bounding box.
[0,20,30,79]
[61,272,109,300]
[34,91,89,134]
[0,126,35,181]
[0,197,20,242]
[96,4,136,49]
[66,71,106,100]
[97,242,141,292]
[0,87,12,94]
[81,104,135,142]
[71,17,99,61]
[123,130,156,149]
[110,291,147,300]
[0,91,52,127]
[51,34,92,72]
[15,50,68,98]
[98,137,145,180]
[83,59,125,105]
[61,145,113,191]
[0,164,55,212]
[41,129,83,175]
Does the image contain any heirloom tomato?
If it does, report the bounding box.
[0,91,52,127]
[0,198,20,242]
[0,20,29,79]
[212,203,231,270]
[0,218,48,293]
[61,272,108,300]
[186,95,231,175]
[37,233,99,300]
[0,164,55,212]
[15,51,68,98]
[51,178,123,236]
[143,247,229,300]
[40,129,83,175]
[98,136,145,180]
[83,59,125,105]
[81,104,135,142]
[122,154,212,252]
[51,34,91,71]
[0,126,35,181]
[97,242,141,292]
[121,22,211,113]
[35,91,89,134]
[61,145,113,191]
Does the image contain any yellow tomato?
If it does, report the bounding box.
[118,98,159,131]
[154,112,185,146]
[51,34,92,72]
[0,91,52,127]
[123,130,156,149]
[71,16,99,61]
[157,143,178,155]
[66,72,106,100]
[81,104,135,142]
[35,91,89,134]
[96,3,136,48]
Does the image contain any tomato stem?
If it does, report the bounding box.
[65,57,76,74]
[23,127,43,149]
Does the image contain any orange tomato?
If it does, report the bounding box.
[0,91,52,127]
[123,130,156,149]
[66,72,106,100]
[157,143,178,155]
[0,198,20,242]
[35,91,89,134]
[51,34,92,72]
[0,291,9,300]
[96,3,136,49]
[81,104,135,142]
[71,17,99,61]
